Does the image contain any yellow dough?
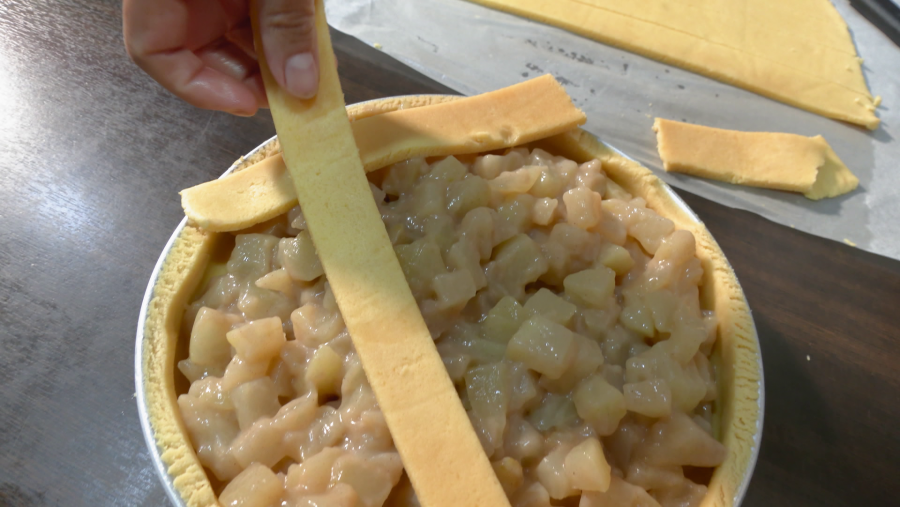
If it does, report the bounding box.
[469,0,880,128]
[250,2,511,507]
[180,75,586,232]
[653,118,858,200]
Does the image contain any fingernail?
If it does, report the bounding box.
[284,53,318,99]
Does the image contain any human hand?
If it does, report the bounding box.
[123,0,319,116]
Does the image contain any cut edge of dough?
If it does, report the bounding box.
[145,99,762,507]
[803,139,859,200]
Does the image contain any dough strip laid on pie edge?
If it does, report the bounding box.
[180,74,586,232]
[250,2,512,506]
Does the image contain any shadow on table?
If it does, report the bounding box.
[742,315,869,507]
[0,482,45,507]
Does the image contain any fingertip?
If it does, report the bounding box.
[257,0,318,98]
[181,67,261,117]
[225,95,259,117]
[228,106,258,117]
[245,73,269,109]
[284,52,318,99]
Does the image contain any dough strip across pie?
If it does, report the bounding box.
[250,2,511,506]
[180,74,586,232]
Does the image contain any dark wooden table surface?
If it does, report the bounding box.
[1,1,898,506]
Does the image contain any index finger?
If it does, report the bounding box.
[124,0,259,115]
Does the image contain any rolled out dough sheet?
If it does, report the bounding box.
[468,0,881,128]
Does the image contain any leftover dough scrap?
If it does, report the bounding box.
[653,118,858,200]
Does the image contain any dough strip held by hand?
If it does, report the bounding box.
[250,2,511,506]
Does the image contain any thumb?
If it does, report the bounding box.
[257,0,319,99]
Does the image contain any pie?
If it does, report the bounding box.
[140,96,762,507]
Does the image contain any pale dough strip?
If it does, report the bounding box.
[251,1,511,506]
[653,118,859,200]
[469,0,879,128]
[180,74,586,232]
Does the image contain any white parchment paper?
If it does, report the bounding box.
[326,0,900,261]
